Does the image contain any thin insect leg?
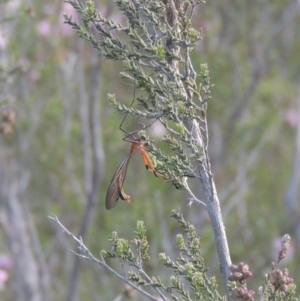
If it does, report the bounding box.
[119,81,138,140]
[119,81,161,143]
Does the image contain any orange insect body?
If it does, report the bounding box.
[105,136,160,210]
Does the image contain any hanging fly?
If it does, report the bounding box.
[105,135,165,209]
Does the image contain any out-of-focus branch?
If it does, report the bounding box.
[0,162,49,301]
[66,42,105,301]
[216,1,300,164]
[285,83,300,249]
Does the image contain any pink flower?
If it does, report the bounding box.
[284,108,299,128]
[60,3,77,37]
[0,255,12,270]
[150,121,167,139]
[37,20,51,37]
[272,237,293,261]
[0,269,9,290]
[61,2,77,16]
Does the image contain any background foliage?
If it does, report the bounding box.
[0,0,299,300]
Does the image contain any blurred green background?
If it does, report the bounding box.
[0,0,299,300]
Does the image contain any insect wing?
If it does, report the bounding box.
[105,153,131,210]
